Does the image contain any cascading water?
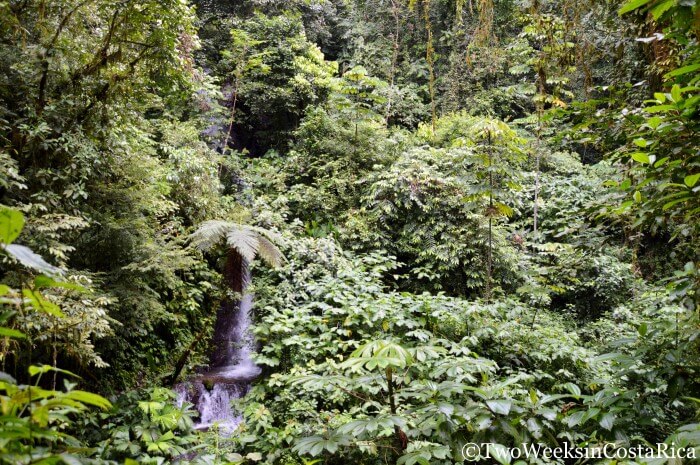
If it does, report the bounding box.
[175,263,261,434]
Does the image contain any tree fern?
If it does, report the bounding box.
[190,221,283,268]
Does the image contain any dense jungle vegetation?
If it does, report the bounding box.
[1,0,699,463]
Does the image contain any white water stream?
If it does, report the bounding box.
[175,267,260,434]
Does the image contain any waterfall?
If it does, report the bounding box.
[175,264,261,433]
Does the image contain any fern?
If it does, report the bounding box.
[256,235,284,268]
[226,226,261,263]
[189,220,232,252]
[190,221,283,268]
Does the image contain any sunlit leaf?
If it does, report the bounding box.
[619,0,652,15]
[0,207,24,245]
[3,244,63,275]
[684,173,700,188]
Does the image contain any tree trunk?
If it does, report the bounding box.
[221,79,239,160]
[166,329,207,385]
[386,367,407,453]
[423,0,437,134]
[384,0,401,125]
[486,131,493,302]
[533,147,541,237]
[533,58,545,239]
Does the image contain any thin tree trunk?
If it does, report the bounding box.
[386,367,407,452]
[487,216,492,302]
[355,105,359,140]
[532,4,546,238]
[386,367,396,415]
[221,78,239,157]
[52,318,57,390]
[533,132,541,237]
[533,77,544,238]
[167,329,208,385]
[487,130,493,302]
[423,0,437,134]
[384,0,401,125]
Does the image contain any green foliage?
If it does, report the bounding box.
[571,290,700,447]
[79,387,209,463]
[0,367,111,465]
[282,105,398,224]
[352,142,519,296]
[516,9,576,110]
[216,11,336,154]
[230,237,610,463]
[603,84,700,309]
[0,207,113,464]
[0,0,230,388]
[613,84,699,231]
[576,0,700,303]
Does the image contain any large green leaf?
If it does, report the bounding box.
[619,0,652,15]
[600,413,615,430]
[344,340,414,371]
[63,390,112,410]
[631,152,650,164]
[486,399,512,415]
[22,289,65,317]
[33,275,83,291]
[650,0,674,19]
[29,364,78,378]
[293,434,350,456]
[0,327,25,339]
[0,208,24,245]
[665,63,700,78]
[684,173,700,188]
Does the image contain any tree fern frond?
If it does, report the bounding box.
[190,220,234,251]
[191,220,284,268]
[248,225,284,244]
[256,235,283,268]
[226,226,260,263]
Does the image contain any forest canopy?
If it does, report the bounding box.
[0,0,698,464]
